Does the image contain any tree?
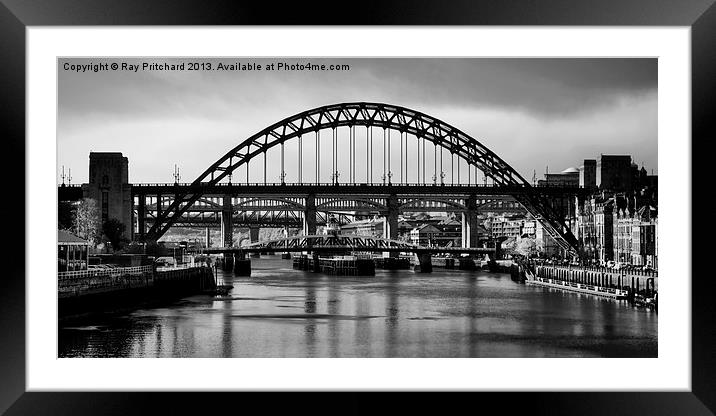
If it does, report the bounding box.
[102,218,127,251]
[58,201,76,231]
[515,237,538,258]
[73,198,101,245]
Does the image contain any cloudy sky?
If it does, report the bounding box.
[58,58,657,184]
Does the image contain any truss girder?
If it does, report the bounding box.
[143,102,579,254]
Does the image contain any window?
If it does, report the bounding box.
[101,191,109,222]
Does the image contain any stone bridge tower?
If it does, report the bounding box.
[82,152,132,239]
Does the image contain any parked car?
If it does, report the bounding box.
[155,257,176,267]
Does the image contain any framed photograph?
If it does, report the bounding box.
[2,0,711,414]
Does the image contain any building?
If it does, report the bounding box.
[537,167,580,187]
[630,206,658,267]
[575,196,599,261]
[522,220,536,237]
[58,230,90,272]
[409,220,462,247]
[82,152,132,239]
[572,188,658,267]
[579,159,597,189]
[338,217,384,237]
[613,202,636,264]
[594,197,615,263]
[487,215,525,239]
[410,224,442,246]
[597,155,632,191]
[535,222,560,258]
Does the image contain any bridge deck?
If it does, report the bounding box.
[129,182,585,196]
[199,246,495,254]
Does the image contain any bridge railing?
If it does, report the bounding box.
[58,265,153,281]
[550,264,658,277]
[129,182,583,189]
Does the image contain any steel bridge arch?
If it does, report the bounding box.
[233,197,305,212]
[145,102,578,253]
[399,197,466,211]
[315,197,387,212]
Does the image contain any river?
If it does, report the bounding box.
[58,257,658,358]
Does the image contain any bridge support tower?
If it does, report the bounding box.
[461,195,479,248]
[382,194,399,258]
[414,253,432,273]
[136,194,146,240]
[303,194,317,236]
[221,195,233,267]
[233,252,251,276]
[249,225,260,243]
[85,152,132,241]
[249,225,263,257]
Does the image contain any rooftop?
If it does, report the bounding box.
[58,230,89,245]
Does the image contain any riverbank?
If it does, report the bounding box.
[59,257,657,358]
[58,266,215,318]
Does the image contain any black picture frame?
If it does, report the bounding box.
[1,1,710,414]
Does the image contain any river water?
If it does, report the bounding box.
[58,257,657,358]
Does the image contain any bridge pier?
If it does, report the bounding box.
[458,256,477,271]
[222,253,233,271]
[221,195,233,269]
[249,225,260,243]
[281,226,291,259]
[382,194,399,258]
[303,194,317,236]
[461,195,478,248]
[205,227,211,248]
[136,194,146,240]
[413,253,432,273]
[221,195,233,248]
[233,253,251,276]
[249,226,265,255]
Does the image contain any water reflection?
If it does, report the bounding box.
[59,257,657,358]
[304,277,317,357]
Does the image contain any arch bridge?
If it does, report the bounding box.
[126,102,579,254]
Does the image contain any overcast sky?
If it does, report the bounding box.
[58,58,657,184]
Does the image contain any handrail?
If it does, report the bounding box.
[58,265,153,280]
[128,182,582,189]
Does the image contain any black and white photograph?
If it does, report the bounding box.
[56,57,658,358]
